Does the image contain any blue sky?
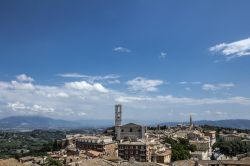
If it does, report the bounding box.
[0,0,250,122]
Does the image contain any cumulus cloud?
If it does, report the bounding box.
[0,81,35,90]
[126,77,163,92]
[7,102,54,113]
[1,74,250,120]
[65,81,109,93]
[202,83,235,91]
[113,47,131,53]
[16,74,34,82]
[116,95,250,106]
[210,38,250,60]
[47,92,69,98]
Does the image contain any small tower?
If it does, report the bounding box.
[115,104,122,141]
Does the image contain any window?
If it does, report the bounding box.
[130,128,133,132]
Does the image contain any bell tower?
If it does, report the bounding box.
[190,113,194,129]
[115,104,122,141]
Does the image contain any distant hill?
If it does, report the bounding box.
[0,116,113,130]
[0,116,81,129]
[1,116,250,130]
[195,119,250,129]
[160,119,250,129]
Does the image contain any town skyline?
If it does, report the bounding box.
[1,1,250,121]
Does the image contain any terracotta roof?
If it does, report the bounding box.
[85,150,102,157]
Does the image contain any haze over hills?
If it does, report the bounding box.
[1,116,250,130]
[0,116,112,129]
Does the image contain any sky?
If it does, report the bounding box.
[0,0,250,122]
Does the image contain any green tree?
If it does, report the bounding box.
[45,157,63,166]
[163,137,192,161]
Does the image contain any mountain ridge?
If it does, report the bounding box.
[1,116,250,129]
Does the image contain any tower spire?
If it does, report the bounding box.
[190,113,193,129]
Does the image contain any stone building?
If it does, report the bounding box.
[204,130,216,146]
[190,151,209,160]
[75,135,116,155]
[118,139,171,164]
[114,104,146,141]
[120,123,146,141]
[189,139,211,152]
[219,133,242,142]
[118,141,148,162]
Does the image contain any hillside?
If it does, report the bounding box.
[160,119,250,129]
[0,116,82,129]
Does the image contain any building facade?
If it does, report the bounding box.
[118,141,148,162]
[114,104,146,141]
[75,135,116,155]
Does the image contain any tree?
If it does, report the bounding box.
[213,140,250,156]
[52,140,59,151]
[189,144,197,152]
[163,137,193,161]
[45,157,63,166]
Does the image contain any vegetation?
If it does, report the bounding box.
[201,125,250,134]
[163,137,196,161]
[213,140,250,156]
[0,130,65,159]
[45,157,63,166]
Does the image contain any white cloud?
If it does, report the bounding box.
[16,74,34,82]
[179,81,201,85]
[7,102,27,111]
[0,81,35,90]
[210,38,250,60]
[57,73,120,84]
[1,75,250,120]
[11,81,35,90]
[116,95,250,106]
[47,92,69,98]
[115,96,152,103]
[32,104,55,113]
[126,77,163,92]
[78,112,86,116]
[159,52,167,59]
[113,47,131,53]
[185,87,191,91]
[65,81,108,93]
[179,81,188,85]
[0,81,11,89]
[216,111,227,115]
[202,83,235,91]
[7,102,54,113]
